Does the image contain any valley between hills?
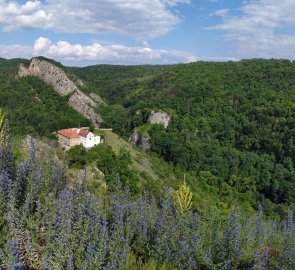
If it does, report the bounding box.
[0,56,295,269]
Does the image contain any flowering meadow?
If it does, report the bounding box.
[1,121,295,269]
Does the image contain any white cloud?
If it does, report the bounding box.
[161,0,191,6]
[34,37,52,52]
[0,1,53,31]
[211,8,229,17]
[45,40,199,65]
[44,39,238,64]
[0,37,237,65]
[210,0,295,59]
[0,44,34,60]
[0,0,191,40]
[0,37,200,65]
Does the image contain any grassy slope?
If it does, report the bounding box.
[97,129,219,209]
[103,130,159,179]
[98,130,177,193]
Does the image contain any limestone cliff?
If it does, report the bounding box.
[18,58,103,126]
[128,129,151,150]
[147,111,171,128]
[19,58,78,96]
[68,90,101,126]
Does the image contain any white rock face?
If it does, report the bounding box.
[19,58,78,96]
[18,58,103,126]
[68,91,101,126]
[147,111,171,128]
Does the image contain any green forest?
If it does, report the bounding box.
[1,57,295,269]
[0,58,89,136]
[0,57,295,216]
[70,59,295,213]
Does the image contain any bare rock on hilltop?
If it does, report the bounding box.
[147,111,171,129]
[19,58,78,96]
[18,58,103,127]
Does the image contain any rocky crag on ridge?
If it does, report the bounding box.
[18,58,103,127]
[128,129,151,150]
[147,111,171,129]
[128,111,171,150]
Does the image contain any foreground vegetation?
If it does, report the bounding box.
[1,117,295,269]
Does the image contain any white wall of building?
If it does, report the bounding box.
[79,133,101,148]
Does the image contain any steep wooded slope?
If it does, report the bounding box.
[68,64,166,103]
[1,57,295,212]
[71,59,295,206]
[0,58,90,136]
[19,57,103,126]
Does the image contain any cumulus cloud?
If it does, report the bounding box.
[0,0,191,40]
[0,37,203,65]
[0,1,53,31]
[0,44,32,59]
[34,37,52,52]
[210,0,295,59]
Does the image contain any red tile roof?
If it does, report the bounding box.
[58,129,79,139]
[78,129,89,138]
[58,128,98,139]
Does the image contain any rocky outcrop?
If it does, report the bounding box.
[19,58,78,96]
[89,93,105,105]
[128,110,171,150]
[69,90,102,126]
[18,58,103,126]
[147,111,171,128]
[128,129,151,150]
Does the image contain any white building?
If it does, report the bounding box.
[78,129,101,148]
[57,128,101,149]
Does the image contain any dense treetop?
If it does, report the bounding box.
[0,57,295,213]
[70,59,295,208]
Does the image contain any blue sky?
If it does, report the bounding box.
[0,0,294,66]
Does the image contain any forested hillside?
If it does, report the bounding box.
[1,57,295,268]
[1,57,295,214]
[70,59,295,208]
[69,64,166,103]
[1,108,295,269]
[0,58,89,136]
